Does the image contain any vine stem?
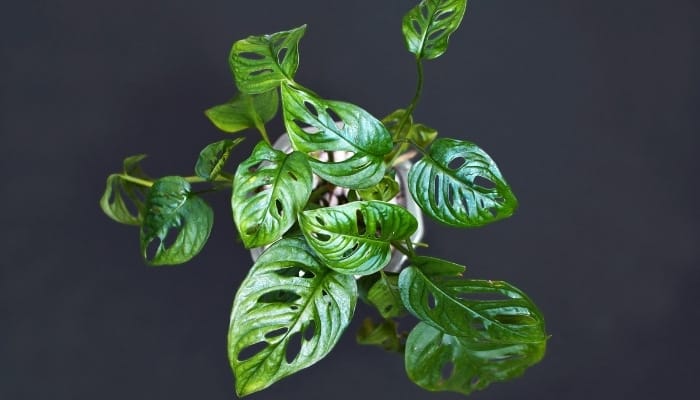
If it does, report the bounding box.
[388,58,424,167]
[118,174,231,188]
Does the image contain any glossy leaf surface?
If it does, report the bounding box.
[299,201,418,275]
[356,175,400,202]
[194,138,244,180]
[140,176,213,265]
[405,322,546,395]
[402,0,468,60]
[281,82,392,189]
[100,155,149,225]
[408,138,517,227]
[205,90,279,133]
[228,237,357,396]
[230,25,306,94]
[399,267,545,343]
[410,255,466,278]
[232,141,312,248]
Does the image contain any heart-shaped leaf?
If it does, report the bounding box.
[232,141,312,248]
[100,155,149,225]
[408,138,517,227]
[399,266,545,343]
[205,90,279,133]
[405,322,546,395]
[228,237,357,397]
[299,201,417,275]
[140,176,214,266]
[281,82,393,189]
[194,138,244,180]
[402,0,468,60]
[230,25,306,94]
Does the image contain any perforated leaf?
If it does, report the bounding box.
[281,82,393,189]
[100,155,149,225]
[405,322,546,395]
[299,201,417,275]
[408,138,517,227]
[232,141,312,248]
[140,176,213,266]
[402,0,468,60]
[399,267,545,343]
[205,90,279,133]
[228,237,357,397]
[230,25,306,94]
[194,138,244,180]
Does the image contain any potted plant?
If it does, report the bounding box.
[100,0,548,396]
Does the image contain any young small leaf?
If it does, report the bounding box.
[232,141,312,248]
[100,154,150,226]
[398,267,546,343]
[281,82,393,189]
[410,255,466,278]
[194,138,244,180]
[382,109,438,163]
[140,176,214,266]
[402,0,468,60]
[299,201,417,275]
[356,317,405,353]
[408,138,517,227]
[356,175,400,202]
[405,322,546,395]
[230,25,306,94]
[205,90,279,133]
[367,272,407,318]
[228,237,357,396]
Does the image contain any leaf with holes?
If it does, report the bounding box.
[398,267,546,343]
[356,317,405,353]
[402,0,468,60]
[281,82,393,189]
[139,176,214,266]
[408,138,517,227]
[228,237,357,397]
[230,25,306,94]
[405,322,546,395]
[232,141,312,248]
[100,154,149,226]
[299,201,417,275]
[356,175,400,202]
[368,272,406,318]
[205,90,279,133]
[194,138,244,181]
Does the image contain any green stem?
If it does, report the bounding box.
[118,174,153,187]
[388,58,425,167]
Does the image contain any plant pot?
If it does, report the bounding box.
[249,133,424,273]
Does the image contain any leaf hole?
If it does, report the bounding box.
[312,231,331,242]
[277,47,288,65]
[285,332,303,364]
[250,68,274,77]
[433,175,441,206]
[474,176,496,190]
[427,28,447,42]
[441,362,455,380]
[145,239,160,261]
[245,224,260,235]
[383,305,393,314]
[315,216,326,226]
[293,119,315,131]
[275,266,315,279]
[374,222,382,239]
[428,294,437,310]
[435,10,454,22]
[288,171,298,181]
[258,290,301,304]
[471,320,486,331]
[239,52,265,60]
[342,242,360,259]
[237,341,267,362]
[325,107,342,123]
[356,210,366,235]
[304,101,319,117]
[448,157,466,170]
[265,327,289,340]
[419,4,429,20]
[275,198,284,217]
[302,320,315,341]
[470,376,481,388]
[412,19,422,35]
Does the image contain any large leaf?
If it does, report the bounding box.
[405,322,546,395]
[205,90,279,133]
[230,25,306,94]
[299,201,417,275]
[139,176,213,266]
[408,138,517,227]
[100,154,149,226]
[398,266,545,343]
[194,138,244,180]
[228,237,357,396]
[281,82,393,189]
[402,0,468,60]
[232,141,312,248]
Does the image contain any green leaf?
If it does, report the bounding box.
[230,25,306,94]
[299,201,417,275]
[405,322,546,395]
[368,272,406,318]
[281,82,393,189]
[398,267,545,343]
[232,141,312,248]
[402,0,468,60]
[194,138,244,180]
[205,90,279,133]
[408,138,517,227]
[410,255,465,278]
[100,155,149,226]
[356,175,400,202]
[382,109,438,164]
[228,237,357,396]
[140,176,214,266]
[356,317,405,353]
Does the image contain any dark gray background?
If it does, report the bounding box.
[2,0,698,399]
